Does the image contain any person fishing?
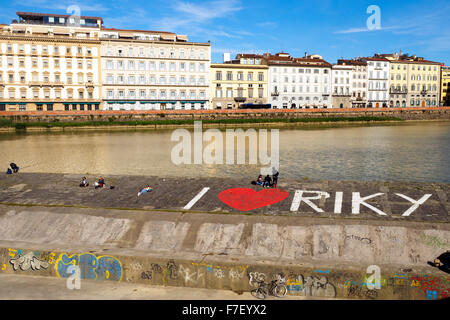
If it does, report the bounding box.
[272,170,279,188]
[10,163,19,173]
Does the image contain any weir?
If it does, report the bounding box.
[0,173,448,300]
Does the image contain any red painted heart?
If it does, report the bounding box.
[218,188,289,212]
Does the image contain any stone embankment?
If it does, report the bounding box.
[0,173,448,300]
[0,107,448,128]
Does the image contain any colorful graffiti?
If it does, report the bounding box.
[55,253,123,282]
[9,252,49,271]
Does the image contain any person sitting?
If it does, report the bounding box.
[10,163,19,173]
[429,251,450,274]
[138,185,153,197]
[263,175,272,188]
[272,171,279,188]
[256,175,264,186]
[6,168,12,175]
[79,177,89,188]
[94,177,106,189]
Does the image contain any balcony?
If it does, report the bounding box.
[271,91,280,97]
[420,90,428,95]
[390,88,408,94]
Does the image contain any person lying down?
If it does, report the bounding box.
[138,185,153,197]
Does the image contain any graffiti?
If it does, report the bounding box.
[426,290,437,300]
[55,253,122,282]
[303,275,336,297]
[421,235,449,249]
[179,265,204,284]
[141,271,152,280]
[348,284,378,300]
[214,268,225,279]
[1,264,7,271]
[10,252,49,271]
[286,276,303,293]
[249,272,267,287]
[345,235,372,245]
[229,268,245,281]
[39,252,56,265]
[313,270,330,274]
[151,263,163,274]
[166,260,178,280]
[8,248,19,259]
[409,275,450,299]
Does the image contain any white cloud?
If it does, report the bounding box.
[150,0,243,37]
[12,0,109,13]
[334,25,404,34]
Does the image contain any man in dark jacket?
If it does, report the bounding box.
[429,251,450,274]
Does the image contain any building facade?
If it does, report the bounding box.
[381,53,441,108]
[337,59,368,108]
[210,54,268,109]
[0,12,102,112]
[359,57,390,108]
[100,28,211,111]
[266,52,332,109]
[440,65,450,106]
[331,64,352,108]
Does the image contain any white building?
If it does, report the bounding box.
[100,28,211,111]
[331,64,352,108]
[0,12,102,111]
[266,52,332,109]
[361,57,390,108]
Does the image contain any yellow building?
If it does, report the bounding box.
[380,53,441,108]
[210,54,268,109]
[0,12,102,112]
[441,66,450,106]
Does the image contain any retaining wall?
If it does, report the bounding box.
[0,107,449,124]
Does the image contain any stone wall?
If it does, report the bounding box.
[1,245,448,300]
[0,107,449,124]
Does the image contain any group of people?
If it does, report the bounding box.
[5,163,19,175]
[80,176,151,196]
[254,171,279,188]
[79,177,107,189]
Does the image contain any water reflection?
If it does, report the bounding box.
[0,122,448,183]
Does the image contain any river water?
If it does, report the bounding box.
[0,122,449,183]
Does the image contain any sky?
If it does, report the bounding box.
[1,0,449,65]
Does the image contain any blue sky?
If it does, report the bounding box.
[1,0,449,64]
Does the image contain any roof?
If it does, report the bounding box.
[389,58,442,65]
[101,27,176,35]
[361,57,390,62]
[337,59,367,66]
[211,63,268,69]
[16,11,103,23]
[236,54,264,59]
[261,53,332,67]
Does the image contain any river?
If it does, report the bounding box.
[0,121,449,183]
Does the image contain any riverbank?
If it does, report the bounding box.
[0,116,404,132]
[0,173,448,300]
[0,107,449,132]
